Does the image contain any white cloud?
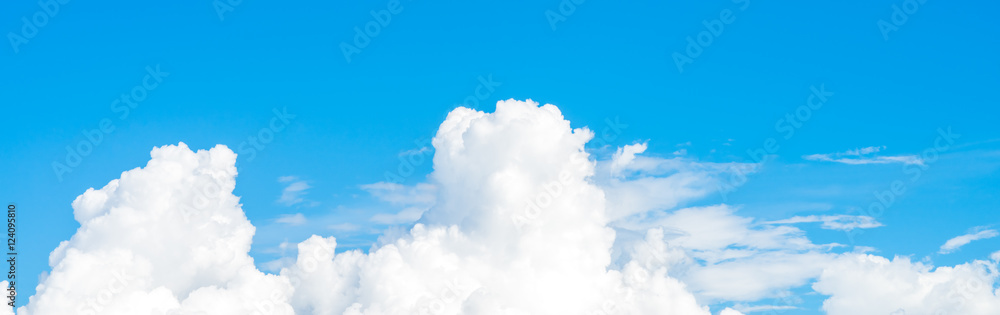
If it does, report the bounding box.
[845,145,885,155]
[328,223,360,232]
[399,146,432,157]
[610,142,647,175]
[0,282,10,315]
[719,308,744,315]
[803,154,924,165]
[281,100,714,314]
[765,214,883,231]
[276,213,307,226]
[22,100,1000,315]
[20,143,294,315]
[361,182,436,225]
[597,152,758,221]
[24,101,717,315]
[813,254,1000,315]
[369,206,426,224]
[277,176,311,206]
[940,228,999,254]
[803,146,924,166]
[361,182,436,207]
[732,304,799,313]
[612,205,836,303]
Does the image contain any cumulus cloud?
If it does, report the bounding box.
[24,99,1000,315]
[940,228,999,254]
[813,253,1000,315]
[278,176,311,206]
[279,100,723,314]
[20,143,294,315]
[24,101,730,315]
[803,146,923,166]
[765,215,883,231]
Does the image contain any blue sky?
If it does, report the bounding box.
[2,0,999,313]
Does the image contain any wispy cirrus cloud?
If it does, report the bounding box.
[361,182,436,224]
[277,176,311,206]
[765,215,883,231]
[732,304,799,313]
[275,213,307,225]
[939,227,999,254]
[803,146,923,166]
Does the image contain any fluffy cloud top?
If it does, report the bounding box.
[280,99,714,314]
[19,100,1000,315]
[21,143,294,315]
[22,100,722,315]
[813,254,1000,315]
